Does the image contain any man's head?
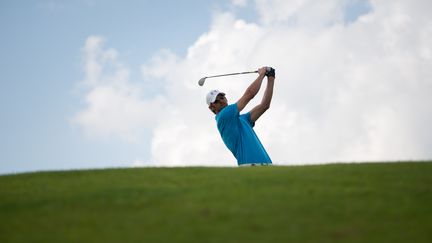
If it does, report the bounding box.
[206,90,228,114]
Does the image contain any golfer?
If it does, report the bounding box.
[207,66,275,166]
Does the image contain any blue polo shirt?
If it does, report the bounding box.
[215,103,272,165]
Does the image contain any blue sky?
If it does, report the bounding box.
[1,0,431,174]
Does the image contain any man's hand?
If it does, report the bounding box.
[258,67,267,77]
[265,67,275,78]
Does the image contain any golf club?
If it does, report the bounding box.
[198,70,258,86]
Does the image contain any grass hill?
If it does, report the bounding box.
[1,162,431,243]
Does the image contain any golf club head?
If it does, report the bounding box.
[198,77,206,86]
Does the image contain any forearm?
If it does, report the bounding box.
[245,73,266,99]
[237,67,267,112]
[260,77,274,108]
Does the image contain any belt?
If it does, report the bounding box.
[239,163,271,167]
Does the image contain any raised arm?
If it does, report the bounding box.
[236,67,267,112]
[250,71,275,122]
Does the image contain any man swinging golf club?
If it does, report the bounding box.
[206,66,275,166]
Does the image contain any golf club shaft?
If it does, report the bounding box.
[206,71,258,79]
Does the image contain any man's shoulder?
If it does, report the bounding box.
[218,103,237,116]
[216,103,238,122]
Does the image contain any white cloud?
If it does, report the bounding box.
[254,0,346,26]
[231,0,248,7]
[142,0,432,165]
[74,0,432,166]
[72,36,166,143]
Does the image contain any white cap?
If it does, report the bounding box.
[206,90,225,105]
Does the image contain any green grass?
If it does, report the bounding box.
[1,162,432,243]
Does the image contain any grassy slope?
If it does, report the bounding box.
[0,162,431,243]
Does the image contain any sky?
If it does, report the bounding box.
[1,0,431,174]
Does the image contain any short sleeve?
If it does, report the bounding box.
[240,112,255,127]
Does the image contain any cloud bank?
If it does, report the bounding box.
[72,36,166,143]
[74,0,432,166]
